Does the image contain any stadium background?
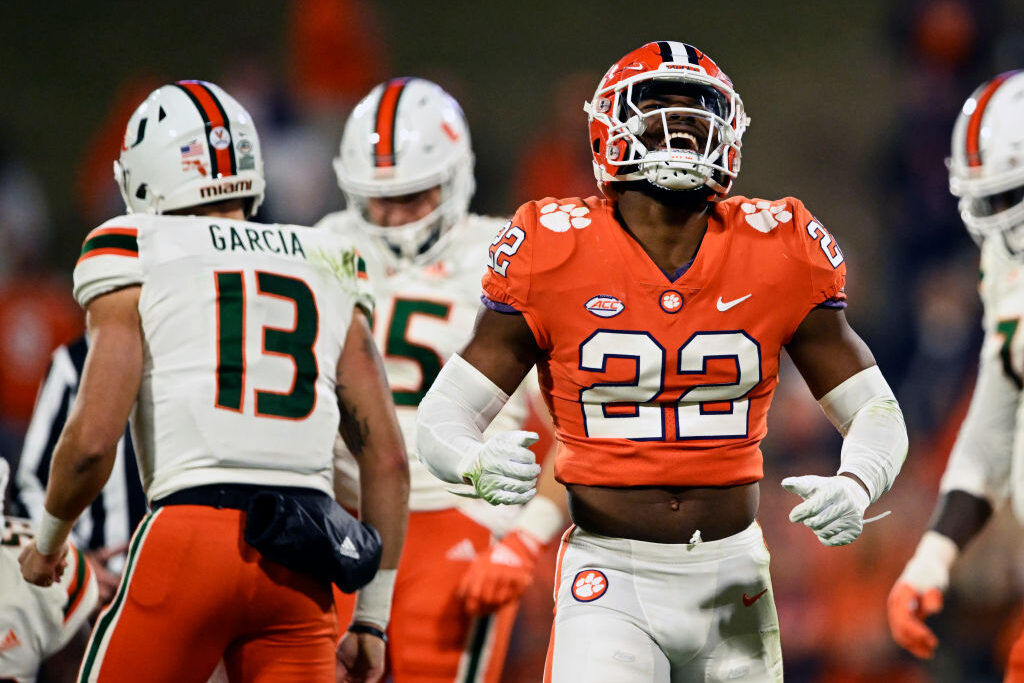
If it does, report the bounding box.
[2,1,1024,680]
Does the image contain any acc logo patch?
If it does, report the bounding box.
[572,569,608,602]
[585,295,624,318]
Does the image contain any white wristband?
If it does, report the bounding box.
[352,568,397,631]
[511,494,565,546]
[36,509,74,556]
[898,530,959,592]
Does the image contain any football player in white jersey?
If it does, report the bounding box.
[316,77,566,682]
[888,70,1024,679]
[2,458,98,683]
[18,80,409,683]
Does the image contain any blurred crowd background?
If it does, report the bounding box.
[3,0,1024,680]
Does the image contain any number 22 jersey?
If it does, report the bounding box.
[482,195,846,488]
[72,214,373,503]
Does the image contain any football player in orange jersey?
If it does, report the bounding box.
[415,41,909,682]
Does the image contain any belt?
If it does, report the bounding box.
[151,483,326,511]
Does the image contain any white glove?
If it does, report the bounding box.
[781,474,870,546]
[457,431,540,505]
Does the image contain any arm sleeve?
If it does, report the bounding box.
[939,333,1017,506]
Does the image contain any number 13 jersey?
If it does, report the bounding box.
[482,195,846,488]
[73,214,373,503]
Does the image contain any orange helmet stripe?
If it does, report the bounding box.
[966,72,1014,168]
[373,78,411,168]
[174,81,237,178]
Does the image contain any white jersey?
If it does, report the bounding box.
[0,517,98,683]
[941,236,1024,519]
[73,214,373,503]
[317,211,535,519]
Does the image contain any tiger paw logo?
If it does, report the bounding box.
[659,290,683,313]
[571,569,608,602]
[539,202,591,232]
[741,201,793,233]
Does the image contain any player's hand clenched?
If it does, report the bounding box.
[458,431,540,506]
[887,581,943,658]
[781,474,869,546]
[19,540,69,587]
[336,628,386,683]
[887,530,957,659]
[459,529,541,614]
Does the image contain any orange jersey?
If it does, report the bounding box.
[481,195,846,488]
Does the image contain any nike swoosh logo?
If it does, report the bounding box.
[717,294,752,311]
[742,588,768,606]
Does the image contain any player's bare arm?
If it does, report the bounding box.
[335,306,408,683]
[336,307,409,571]
[459,307,542,395]
[784,307,876,399]
[782,306,908,547]
[21,286,143,586]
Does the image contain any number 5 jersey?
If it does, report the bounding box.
[481,195,846,488]
[72,215,374,503]
[317,211,535,518]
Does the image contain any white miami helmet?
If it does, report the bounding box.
[948,70,1024,248]
[114,80,265,217]
[333,77,475,263]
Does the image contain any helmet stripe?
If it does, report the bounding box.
[965,72,1015,168]
[174,81,238,178]
[373,77,412,168]
[657,41,675,62]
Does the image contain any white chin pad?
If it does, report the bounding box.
[641,151,707,190]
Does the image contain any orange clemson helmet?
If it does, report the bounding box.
[585,41,749,199]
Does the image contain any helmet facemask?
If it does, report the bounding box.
[343,155,474,264]
[958,187,1024,250]
[618,80,735,192]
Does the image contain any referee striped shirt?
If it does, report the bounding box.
[15,335,146,571]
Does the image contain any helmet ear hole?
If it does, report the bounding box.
[135,184,148,200]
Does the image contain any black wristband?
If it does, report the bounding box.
[348,623,387,642]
